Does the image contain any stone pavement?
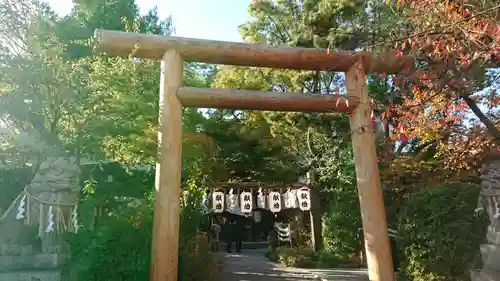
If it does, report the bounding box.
[220,249,369,281]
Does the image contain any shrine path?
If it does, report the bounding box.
[219,249,369,281]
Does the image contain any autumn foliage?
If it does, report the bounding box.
[371,1,500,171]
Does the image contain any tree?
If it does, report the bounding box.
[0,0,214,178]
[368,1,500,169]
[230,0,370,182]
[208,0,375,252]
[1,2,218,281]
[55,0,173,58]
[0,0,47,55]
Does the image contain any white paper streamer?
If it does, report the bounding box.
[45,205,54,233]
[16,194,27,220]
[71,205,79,233]
[274,222,291,242]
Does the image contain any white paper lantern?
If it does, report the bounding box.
[297,188,311,211]
[283,189,298,209]
[281,192,289,209]
[212,191,225,213]
[257,188,266,209]
[226,189,239,212]
[268,191,282,213]
[290,189,299,208]
[240,191,253,213]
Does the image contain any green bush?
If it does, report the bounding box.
[66,204,153,281]
[322,184,362,261]
[67,188,216,281]
[265,250,279,262]
[276,247,316,268]
[267,229,278,252]
[397,183,487,281]
[316,250,341,268]
[180,233,221,281]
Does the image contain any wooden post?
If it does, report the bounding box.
[346,60,395,281]
[151,49,184,281]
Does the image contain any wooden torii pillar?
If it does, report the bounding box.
[95,29,412,281]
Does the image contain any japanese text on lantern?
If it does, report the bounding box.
[240,191,253,213]
[212,191,225,213]
[297,188,311,211]
[268,191,281,213]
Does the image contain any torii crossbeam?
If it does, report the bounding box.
[95,29,413,281]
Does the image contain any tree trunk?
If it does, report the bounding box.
[309,188,323,251]
[463,95,500,144]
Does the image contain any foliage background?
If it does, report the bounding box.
[397,183,488,281]
[1,0,498,280]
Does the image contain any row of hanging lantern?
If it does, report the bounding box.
[211,186,311,214]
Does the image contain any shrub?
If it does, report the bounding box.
[67,189,216,281]
[267,247,354,269]
[265,250,279,262]
[267,229,278,252]
[322,184,362,261]
[66,204,153,281]
[179,233,220,281]
[276,247,316,268]
[397,183,487,281]
[316,250,341,268]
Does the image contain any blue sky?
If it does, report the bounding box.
[44,0,251,42]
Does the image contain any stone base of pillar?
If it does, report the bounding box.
[0,244,69,281]
[471,269,500,281]
[471,231,500,281]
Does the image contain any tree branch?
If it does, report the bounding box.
[462,94,500,143]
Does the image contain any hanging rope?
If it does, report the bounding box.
[24,186,78,206]
[0,186,80,236]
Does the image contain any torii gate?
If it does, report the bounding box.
[94,29,413,281]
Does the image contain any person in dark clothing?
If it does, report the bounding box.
[224,218,245,253]
[224,221,236,253]
[234,220,244,253]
